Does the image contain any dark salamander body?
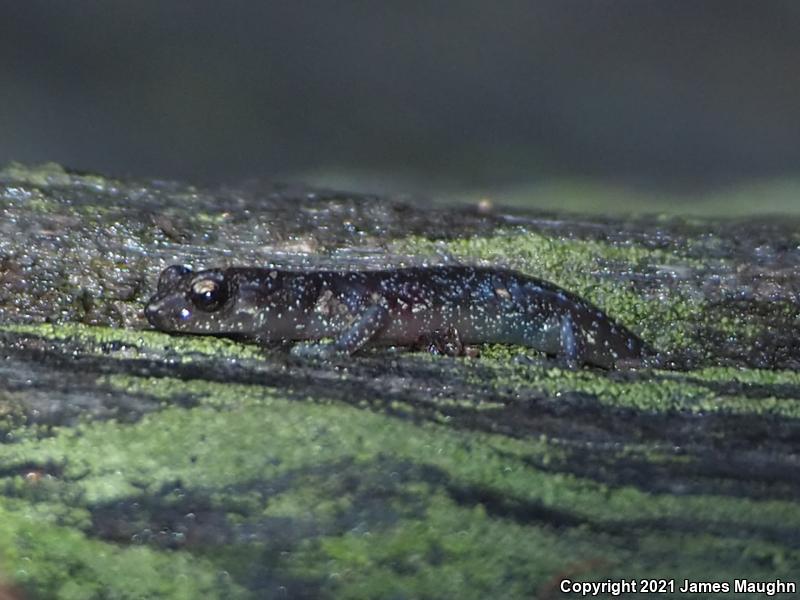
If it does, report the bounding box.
[146,265,649,368]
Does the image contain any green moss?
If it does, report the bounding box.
[0,322,264,362]
[592,378,800,417]
[477,343,545,362]
[1,373,798,596]
[285,494,604,600]
[0,498,248,600]
[0,162,73,187]
[3,374,798,526]
[0,187,61,212]
[464,356,800,418]
[0,162,116,191]
[690,366,800,387]
[286,495,799,600]
[0,390,57,444]
[193,211,230,226]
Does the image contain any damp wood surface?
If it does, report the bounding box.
[1,163,799,599]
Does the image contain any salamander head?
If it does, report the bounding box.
[145,265,283,334]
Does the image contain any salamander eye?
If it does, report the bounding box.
[190,276,229,312]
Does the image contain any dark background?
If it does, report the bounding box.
[2,1,799,210]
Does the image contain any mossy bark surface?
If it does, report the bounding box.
[1,163,799,599]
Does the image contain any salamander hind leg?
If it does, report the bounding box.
[556,310,643,369]
[558,314,587,369]
[291,304,389,359]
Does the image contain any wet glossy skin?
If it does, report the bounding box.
[145,265,649,368]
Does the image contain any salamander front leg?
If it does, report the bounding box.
[332,304,389,354]
[291,304,389,359]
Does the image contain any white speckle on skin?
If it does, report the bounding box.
[315,290,334,315]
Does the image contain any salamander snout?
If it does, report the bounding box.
[143,300,161,326]
[144,296,175,329]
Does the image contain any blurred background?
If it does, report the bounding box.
[2,1,800,214]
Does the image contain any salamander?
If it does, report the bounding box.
[145,265,650,368]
